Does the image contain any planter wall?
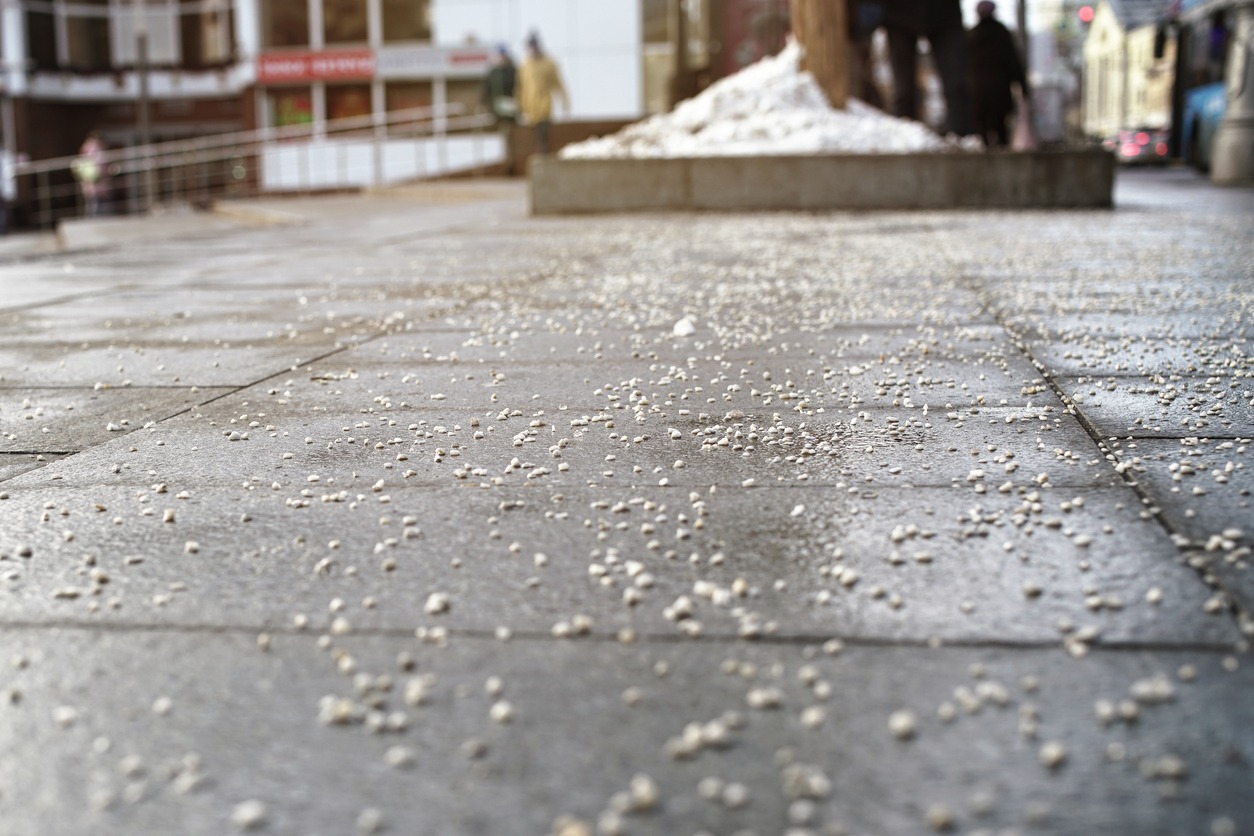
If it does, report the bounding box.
[530,150,1115,213]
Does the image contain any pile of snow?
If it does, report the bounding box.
[562,43,964,159]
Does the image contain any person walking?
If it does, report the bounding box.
[882,0,974,136]
[483,45,519,174]
[72,132,109,217]
[518,33,568,157]
[483,44,518,124]
[967,1,1030,148]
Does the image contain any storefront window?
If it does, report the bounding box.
[327,84,372,123]
[65,0,112,72]
[386,81,433,113]
[324,0,367,44]
[269,88,314,127]
[262,0,309,48]
[382,0,430,43]
[385,82,432,131]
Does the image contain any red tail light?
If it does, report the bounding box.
[1121,143,1142,156]
[1135,132,1150,144]
[1155,142,1168,155]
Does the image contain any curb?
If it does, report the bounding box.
[209,201,309,227]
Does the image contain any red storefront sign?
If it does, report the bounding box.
[448,50,491,66]
[257,49,376,83]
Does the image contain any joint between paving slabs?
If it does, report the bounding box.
[0,273,530,484]
[0,619,1242,657]
[0,283,145,315]
[958,275,1252,644]
[0,451,76,457]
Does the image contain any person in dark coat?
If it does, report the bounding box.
[848,0,886,109]
[882,0,974,136]
[483,45,518,125]
[967,0,1029,148]
[483,45,519,174]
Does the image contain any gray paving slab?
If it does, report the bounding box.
[341,321,1018,364]
[1022,335,1253,378]
[1,398,1124,493]
[0,453,69,482]
[1186,546,1254,631]
[1111,437,1253,540]
[34,251,212,288]
[0,284,462,348]
[982,275,1253,316]
[0,482,1236,645]
[0,630,1249,836]
[0,387,232,453]
[1109,436,1254,612]
[511,218,995,324]
[1002,312,1254,342]
[0,171,1251,836]
[517,279,996,327]
[1060,375,1254,438]
[945,204,1252,322]
[0,264,135,312]
[56,210,246,253]
[293,357,1053,414]
[2,287,344,342]
[0,231,59,262]
[0,341,339,389]
[308,329,1056,410]
[4,297,152,342]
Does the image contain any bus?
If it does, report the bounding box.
[1169,1,1237,171]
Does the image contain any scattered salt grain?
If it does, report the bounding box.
[230,800,267,830]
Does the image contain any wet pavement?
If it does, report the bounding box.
[0,170,1251,835]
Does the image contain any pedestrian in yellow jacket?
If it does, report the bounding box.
[519,33,568,155]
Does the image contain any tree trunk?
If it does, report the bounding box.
[789,0,849,109]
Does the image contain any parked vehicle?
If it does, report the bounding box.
[1103,127,1171,165]
[1181,81,1226,171]
[1171,4,1235,172]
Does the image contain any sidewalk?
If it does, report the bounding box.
[0,170,1251,836]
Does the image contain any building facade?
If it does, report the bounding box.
[0,0,646,174]
[3,0,250,162]
[1081,0,1176,137]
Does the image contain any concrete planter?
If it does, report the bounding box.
[530,150,1115,214]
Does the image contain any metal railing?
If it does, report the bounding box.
[13,103,501,230]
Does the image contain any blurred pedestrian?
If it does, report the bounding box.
[518,33,568,156]
[71,132,108,217]
[483,44,519,174]
[967,1,1029,148]
[882,0,974,136]
[848,0,886,109]
[483,44,518,124]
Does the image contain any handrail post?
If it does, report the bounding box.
[414,116,423,180]
[436,107,447,175]
[37,170,50,229]
[135,0,155,213]
[372,103,385,188]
